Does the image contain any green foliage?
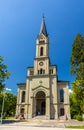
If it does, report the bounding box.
[70,93,79,118]
[70,34,84,87]
[70,34,84,75]
[0,92,3,113]
[73,115,83,121]
[66,126,84,128]
[73,80,84,113]
[0,92,17,118]
[0,56,10,92]
[70,79,84,118]
[4,92,17,117]
[70,34,84,120]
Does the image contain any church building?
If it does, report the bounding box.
[16,17,70,120]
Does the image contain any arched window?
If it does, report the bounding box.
[60,89,64,102]
[40,47,43,56]
[21,91,25,103]
[60,108,64,116]
[38,69,45,75]
[40,68,43,74]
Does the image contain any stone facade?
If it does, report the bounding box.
[16,17,70,120]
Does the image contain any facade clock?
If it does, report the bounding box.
[39,62,43,66]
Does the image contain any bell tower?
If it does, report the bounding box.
[34,17,50,75]
[36,16,49,58]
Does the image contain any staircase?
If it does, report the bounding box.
[33,115,47,120]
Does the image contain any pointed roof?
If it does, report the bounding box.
[39,16,48,36]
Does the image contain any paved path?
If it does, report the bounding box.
[0,119,84,130]
[0,125,83,130]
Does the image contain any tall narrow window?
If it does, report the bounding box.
[40,47,43,56]
[40,68,43,74]
[21,91,25,103]
[38,69,45,75]
[49,69,53,74]
[60,89,64,102]
[43,70,45,74]
[30,71,33,75]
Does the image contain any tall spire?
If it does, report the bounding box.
[39,16,48,36]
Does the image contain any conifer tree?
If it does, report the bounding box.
[70,34,84,119]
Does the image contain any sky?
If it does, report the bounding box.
[0,0,84,94]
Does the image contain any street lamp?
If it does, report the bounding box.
[0,87,12,124]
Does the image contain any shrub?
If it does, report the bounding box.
[73,115,83,121]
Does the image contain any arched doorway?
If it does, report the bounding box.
[36,91,46,115]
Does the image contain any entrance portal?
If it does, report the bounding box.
[36,91,46,115]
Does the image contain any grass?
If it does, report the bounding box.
[5,116,14,119]
[66,126,84,129]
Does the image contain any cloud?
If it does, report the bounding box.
[69,89,73,93]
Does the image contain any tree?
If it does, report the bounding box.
[0,92,17,118]
[70,80,84,115]
[0,56,10,92]
[70,92,80,118]
[70,34,84,87]
[0,92,3,113]
[70,34,84,119]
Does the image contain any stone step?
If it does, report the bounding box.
[33,115,47,120]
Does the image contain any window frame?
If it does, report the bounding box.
[60,89,64,103]
[40,47,44,56]
[21,91,25,103]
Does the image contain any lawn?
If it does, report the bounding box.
[66,126,84,129]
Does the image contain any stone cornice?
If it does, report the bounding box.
[27,74,56,79]
[34,57,50,60]
[17,103,30,105]
[50,103,70,105]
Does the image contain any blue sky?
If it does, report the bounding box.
[0,0,84,94]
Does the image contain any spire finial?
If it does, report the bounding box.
[42,14,45,19]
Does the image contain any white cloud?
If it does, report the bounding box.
[69,89,73,93]
[5,88,12,91]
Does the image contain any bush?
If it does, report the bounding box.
[73,115,83,121]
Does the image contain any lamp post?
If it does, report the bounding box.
[0,87,12,124]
